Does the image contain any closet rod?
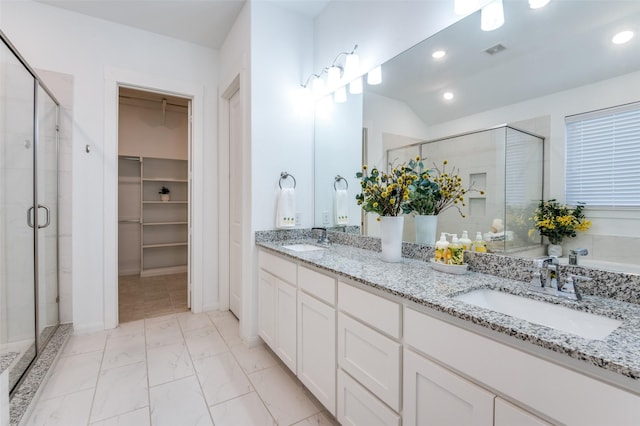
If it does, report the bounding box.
[120,156,141,161]
[119,95,188,109]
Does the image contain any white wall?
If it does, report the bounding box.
[247,1,315,338]
[1,0,219,331]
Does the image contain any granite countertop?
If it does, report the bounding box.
[257,239,640,386]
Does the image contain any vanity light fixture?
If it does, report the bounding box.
[528,0,550,9]
[367,65,382,85]
[432,50,447,59]
[327,65,341,90]
[481,0,504,31]
[443,92,455,101]
[349,76,363,95]
[334,86,347,103]
[612,30,634,45]
[300,44,359,100]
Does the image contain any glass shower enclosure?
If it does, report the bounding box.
[0,31,60,395]
[387,125,544,254]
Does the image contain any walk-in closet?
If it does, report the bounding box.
[117,87,190,323]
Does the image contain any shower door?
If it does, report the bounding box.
[0,38,37,392]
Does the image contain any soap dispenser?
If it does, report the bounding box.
[473,232,487,253]
[435,233,449,264]
[449,234,464,265]
[459,231,472,251]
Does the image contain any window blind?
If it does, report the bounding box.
[565,102,640,207]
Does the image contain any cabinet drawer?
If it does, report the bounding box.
[299,266,336,305]
[495,398,552,426]
[338,282,401,338]
[337,369,400,426]
[259,250,296,284]
[338,312,401,411]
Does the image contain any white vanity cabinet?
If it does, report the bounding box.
[404,306,640,426]
[297,266,337,415]
[258,250,297,373]
[337,281,402,425]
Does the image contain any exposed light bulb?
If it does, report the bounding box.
[443,92,455,101]
[612,30,634,45]
[311,76,325,98]
[432,50,447,59]
[481,0,504,32]
[344,53,360,80]
[334,86,347,103]
[327,66,341,89]
[528,0,550,9]
[367,66,382,85]
[349,76,363,95]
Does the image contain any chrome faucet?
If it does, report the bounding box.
[532,256,559,289]
[311,227,330,246]
[569,248,589,265]
[530,257,592,301]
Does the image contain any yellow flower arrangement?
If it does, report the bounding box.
[530,199,591,244]
[428,160,484,217]
[356,162,415,217]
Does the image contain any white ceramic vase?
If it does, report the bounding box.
[380,215,404,262]
[414,214,437,245]
[160,194,170,202]
[548,243,562,257]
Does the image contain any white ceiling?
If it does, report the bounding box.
[367,1,640,126]
[36,0,330,49]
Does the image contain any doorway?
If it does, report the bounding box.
[117,87,191,323]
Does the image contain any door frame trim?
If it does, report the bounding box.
[103,67,205,329]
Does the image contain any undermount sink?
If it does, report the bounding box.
[282,244,326,252]
[453,289,622,340]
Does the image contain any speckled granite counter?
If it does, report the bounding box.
[257,238,640,389]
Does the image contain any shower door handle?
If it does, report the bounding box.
[38,204,51,229]
[27,206,35,228]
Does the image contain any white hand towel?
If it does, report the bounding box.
[335,188,349,225]
[276,187,296,228]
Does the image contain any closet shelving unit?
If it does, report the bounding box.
[141,157,189,277]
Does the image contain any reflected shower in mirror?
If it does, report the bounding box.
[313,0,640,273]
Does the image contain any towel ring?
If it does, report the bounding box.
[279,172,296,189]
[334,175,348,191]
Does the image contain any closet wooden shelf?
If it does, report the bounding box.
[142,178,188,182]
[143,242,188,249]
[142,200,188,204]
[143,221,188,226]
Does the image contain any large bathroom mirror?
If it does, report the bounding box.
[314,1,640,272]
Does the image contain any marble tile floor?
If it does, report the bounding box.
[21,310,338,426]
[118,273,189,323]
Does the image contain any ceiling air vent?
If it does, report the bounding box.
[484,43,507,55]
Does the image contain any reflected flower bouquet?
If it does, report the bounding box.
[531,199,591,244]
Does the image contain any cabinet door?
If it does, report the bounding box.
[258,270,275,348]
[338,312,401,411]
[275,279,297,373]
[337,369,400,426]
[403,348,494,426]
[495,398,552,426]
[298,291,336,415]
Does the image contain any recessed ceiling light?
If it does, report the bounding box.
[443,92,455,101]
[612,30,634,45]
[432,50,446,59]
[529,0,550,9]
